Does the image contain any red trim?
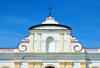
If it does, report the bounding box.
[74,44,83,52]
[71,35,83,52]
[71,41,79,43]
[0,34,29,52]
[0,59,100,60]
[18,45,27,52]
[71,35,100,49]
[31,29,69,30]
[0,48,17,49]
[84,47,100,49]
[71,36,76,40]
[72,36,76,40]
[29,24,72,30]
[24,33,30,40]
[21,41,29,43]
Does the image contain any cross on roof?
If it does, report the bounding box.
[48,6,53,16]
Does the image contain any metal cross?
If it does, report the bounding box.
[48,6,53,16]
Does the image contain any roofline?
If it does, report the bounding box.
[29,24,72,30]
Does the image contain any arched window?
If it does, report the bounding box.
[92,67,98,68]
[90,65,100,68]
[2,67,9,68]
[43,64,57,68]
[0,65,11,68]
[46,37,55,52]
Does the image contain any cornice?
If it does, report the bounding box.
[0,52,86,57]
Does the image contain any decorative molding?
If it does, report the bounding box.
[18,45,27,52]
[71,35,83,52]
[74,44,83,52]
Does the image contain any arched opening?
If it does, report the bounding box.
[46,66,55,68]
[90,65,100,68]
[2,67,9,68]
[46,37,55,52]
[43,64,57,68]
[0,65,11,68]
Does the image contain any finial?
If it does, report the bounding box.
[48,6,53,16]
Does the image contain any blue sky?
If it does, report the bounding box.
[0,0,100,48]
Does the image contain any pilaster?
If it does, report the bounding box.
[28,61,34,68]
[29,33,34,52]
[14,61,21,68]
[35,62,41,68]
[59,62,65,68]
[37,33,41,52]
[59,33,64,52]
[66,62,73,68]
[80,61,86,68]
[67,33,71,52]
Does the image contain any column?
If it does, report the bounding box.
[28,61,34,68]
[14,61,21,68]
[35,62,41,68]
[29,33,34,52]
[59,33,64,52]
[59,62,65,68]
[67,33,71,52]
[80,61,86,68]
[37,33,41,52]
[66,62,73,68]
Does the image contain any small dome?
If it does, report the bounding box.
[42,16,59,24]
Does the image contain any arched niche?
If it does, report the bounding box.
[45,36,56,52]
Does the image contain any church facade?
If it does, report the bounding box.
[0,16,100,68]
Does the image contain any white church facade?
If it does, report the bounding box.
[0,15,100,68]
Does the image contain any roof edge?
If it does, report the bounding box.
[29,24,72,30]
